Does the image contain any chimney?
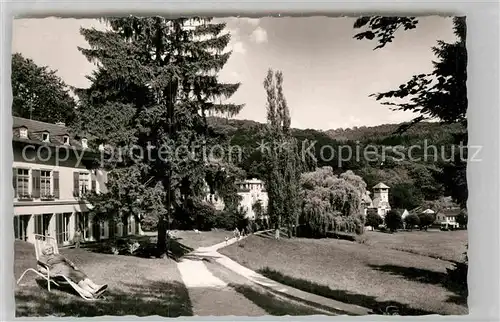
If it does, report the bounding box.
[56,122,65,127]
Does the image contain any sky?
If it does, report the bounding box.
[11,16,457,131]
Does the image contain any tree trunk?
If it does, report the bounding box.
[156,216,167,258]
[274,214,281,239]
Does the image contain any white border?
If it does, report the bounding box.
[1,1,499,321]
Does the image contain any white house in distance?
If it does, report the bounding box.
[435,207,461,229]
[236,178,268,219]
[205,178,269,219]
[362,182,391,218]
[12,117,142,246]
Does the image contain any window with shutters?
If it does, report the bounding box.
[75,172,90,197]
[15,169,31,199]
[79,172,89,195]
[53,171,60,199]
[40,170,53,199]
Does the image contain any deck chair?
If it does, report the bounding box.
[16,234,98,301]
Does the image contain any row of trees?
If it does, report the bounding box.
[366,208,468,233]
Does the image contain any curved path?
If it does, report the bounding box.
[176,235,372,316]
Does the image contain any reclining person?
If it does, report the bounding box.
[39,245,107,298]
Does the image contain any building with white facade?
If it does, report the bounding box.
[235,178,268,220]
[362,182,391,218]
[205,178,269,219]
[435,207,461,229]
[12,117,142,246]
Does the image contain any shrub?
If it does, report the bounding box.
[404,213,420,231]
[384,210,403,232]
[418,212,436,231]
[365,211,383,229]
[455,209,468,229]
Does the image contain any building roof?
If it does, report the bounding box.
[438,208,461,217]
[422,208,435,214]
[12,116,87,150]
[237,178,265,185]
[373,182,390,189]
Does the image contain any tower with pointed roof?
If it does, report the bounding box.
[370,182,391,218]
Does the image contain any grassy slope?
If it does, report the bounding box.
[363,229,467,262]
[219,234,468,315]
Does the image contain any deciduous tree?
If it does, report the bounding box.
[418,212,436,231]
[455,209,468,229]
[12,53,76,123]
[365,210,382,230]
[353,16,468,208]
[403,213,420,231]
[384,209,403,232]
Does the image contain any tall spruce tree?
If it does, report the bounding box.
[73,17,243,256]
[262,69,312,239]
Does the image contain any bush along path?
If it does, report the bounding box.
[177,234,372,316]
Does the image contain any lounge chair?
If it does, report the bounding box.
[16,234,98,301]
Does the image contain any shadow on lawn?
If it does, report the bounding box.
[16,279,193,317]
[368,264,468,306]
[231,284,327,316]
[84,236,194,261]
[258,267,438,316]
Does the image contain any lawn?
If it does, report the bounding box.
[219,234,468,316]
[363,229,468,262]
[14,240,192,317]
[141,229,231,250]
[204,258,331,316]
[169,229,231,249]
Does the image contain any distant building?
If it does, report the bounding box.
[435,207,461,229]
[204,184,225,211]
[362,182,391,218]
[236,178,268,220]
[12,117,143,246]
[205,178,268,219]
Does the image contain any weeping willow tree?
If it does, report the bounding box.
[300,167,367,237]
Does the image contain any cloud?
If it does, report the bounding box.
[223,26,246,54]
[240,18,260,27]
[231,41,246,54]
[226,27,240,38]
[250,26,268,44]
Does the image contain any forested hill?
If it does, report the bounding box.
[207,116,466,211]
[207,116,464,147]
